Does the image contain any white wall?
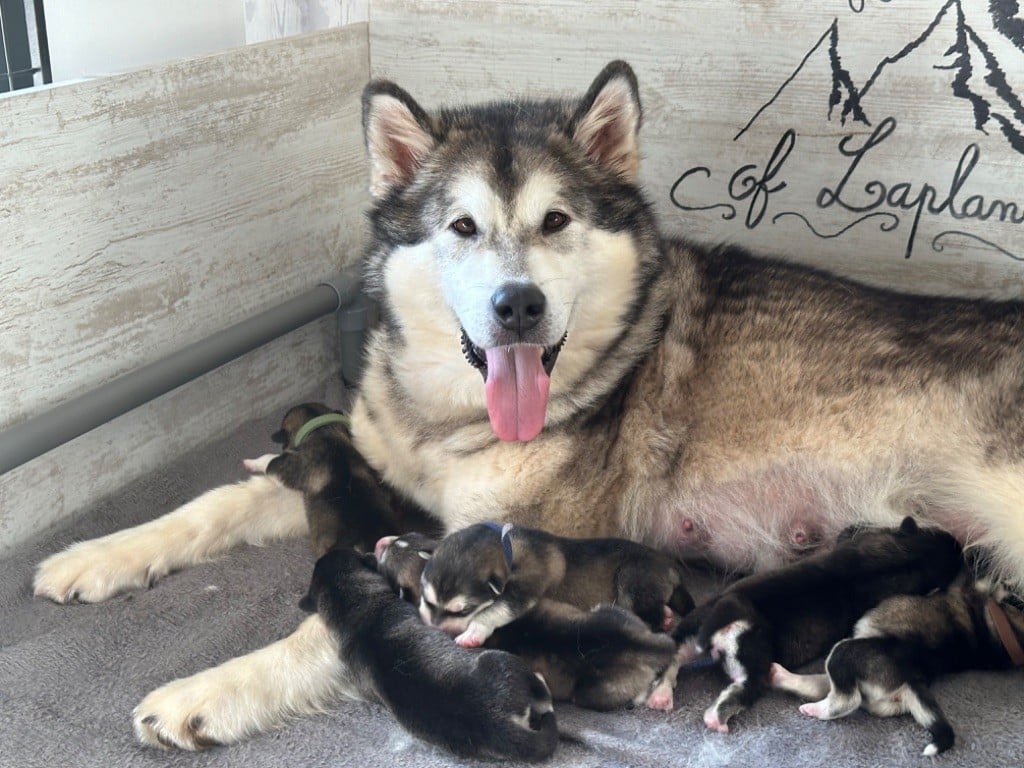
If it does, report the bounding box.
[41,0,371,84]
[45,0,246,82]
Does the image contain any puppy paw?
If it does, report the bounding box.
[799,702,826,720]
[646,682,674,711]
[34,538,159,603]
[454,628,486,648]
[703,707,730,734]
[661,605,675,632]
[242,454,278,474]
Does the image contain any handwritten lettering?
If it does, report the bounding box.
[670,117,1021,261]
[819,117,1023,258]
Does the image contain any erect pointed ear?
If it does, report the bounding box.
[899,516,919,534]
[362,80,438,198]
[569,60,642,182]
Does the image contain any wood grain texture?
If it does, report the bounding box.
[1,24,369,429]
[0,26,370,549]
[244,0,370,43]
[370,0,1024,297]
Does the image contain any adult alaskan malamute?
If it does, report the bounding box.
[33,61,1024,749]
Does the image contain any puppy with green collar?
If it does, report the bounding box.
[419,522,694,648]
[244,402,436,556]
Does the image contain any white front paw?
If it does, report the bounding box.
[134,674,248,750]
[454,623,489,648]
[34,538,158,603]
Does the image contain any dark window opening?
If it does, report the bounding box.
[1,0,51,93]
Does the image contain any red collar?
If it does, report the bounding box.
[986,599,1024,666]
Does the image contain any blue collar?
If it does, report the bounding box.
[482,521,514,567]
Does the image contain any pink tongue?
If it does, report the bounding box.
[484,345,551,442]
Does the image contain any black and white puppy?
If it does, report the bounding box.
[769,571,1024,755]
[301,547,559,762]
[418,522,695,647]
[245,403,438,556]
[374,532,680,711]
[673,517,963,733]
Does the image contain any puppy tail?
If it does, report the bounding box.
[906,683,954,756]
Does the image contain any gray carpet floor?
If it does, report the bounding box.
[2,403,1023,768]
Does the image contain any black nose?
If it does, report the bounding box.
[491,283,546,334]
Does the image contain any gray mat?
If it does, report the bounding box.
[2,407,1023,768]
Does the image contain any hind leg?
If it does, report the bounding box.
[34,475,307,603]
[134,615,361,749]
[702,620,771,733]
[799,639,867,720]
[769,662,830,700]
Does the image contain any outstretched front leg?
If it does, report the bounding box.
[34,475,307,603]
[134,615,363,750]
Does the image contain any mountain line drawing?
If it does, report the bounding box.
[736,0,1024,155]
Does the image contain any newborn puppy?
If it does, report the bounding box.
[374,532,438,603]
[419,522,694,648]
[673,517,963,734]
[245,403,429,556]
[302,547,558,762]
[770,571,1024,755]
[374,532,679,711]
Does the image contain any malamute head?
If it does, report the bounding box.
[360,61,665,441]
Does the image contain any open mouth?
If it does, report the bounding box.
[460,329,566,380]
[460,329,567,442]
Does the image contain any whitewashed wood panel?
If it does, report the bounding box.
[0,24,369,429]
[0,318,340,552]
[370,0,1024,297]
[244,0,370,43]
[0,26,370,550]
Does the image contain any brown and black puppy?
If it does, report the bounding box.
[417,522,694,647]
[673,517,964,734]
[770,571,1024,756]
[301,547,558,761]
[245,403,438,556]
[374,531,438,603]
[374,532,680,711]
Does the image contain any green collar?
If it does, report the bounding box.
[292,413,351,448]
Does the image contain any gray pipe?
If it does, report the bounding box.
[0,272,363,477]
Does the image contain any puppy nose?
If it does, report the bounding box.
[491,282,546,334]
[374,535,397,561]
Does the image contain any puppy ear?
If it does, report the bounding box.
[362,80,437,198]
[270,429,287,445]
[899,516,919,534]
[569,60,642,181]
[298,583,318,613]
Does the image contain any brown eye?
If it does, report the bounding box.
[451,217,477,236]
[543,211,569,233]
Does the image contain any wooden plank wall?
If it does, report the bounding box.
[244,0,369,43]
[370,0,1024,298]
[0,25,370,551]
